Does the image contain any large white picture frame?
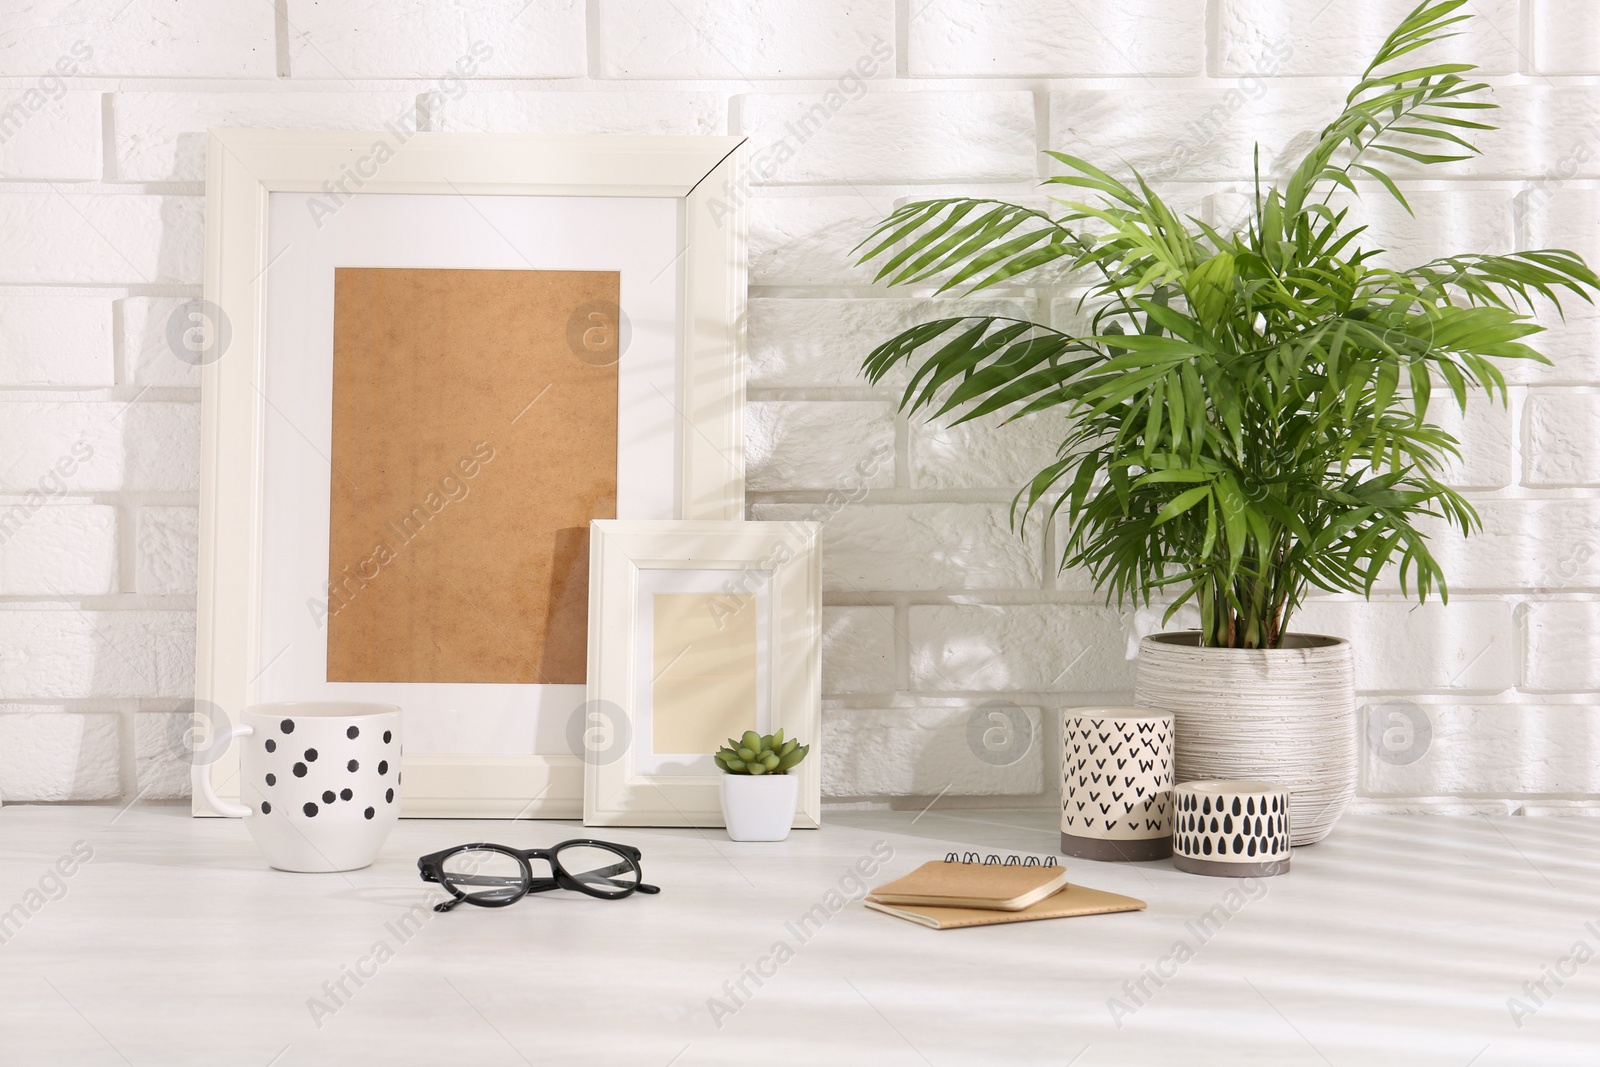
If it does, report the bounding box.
[584,520,822,829]
[195,131,748,818]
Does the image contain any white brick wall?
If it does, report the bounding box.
[1524,394,1600,487]
[0,611,194,699]
[752,503,1046,592]
[0,295,113,387]
[122,297,201,389]
[0,505,118,595]
[739,91,1036,184]
[823,705,1044,796]
[749,194,897,286]
[746,401,895,492]
[821,607,897,695]
[1293,601,1516,691]
[436,91,727,137]
[0,710,121,801]
[0,402,198,492]
[0,0,1594,814]
[1214,0,1521,76]
[0,2,275,78]
[0,195,202,285]
[1431,394,1514,492]
[1530,0,1600,76]
[113,92,423,182]
[1520,188,1600,385]
[909,1,1203,77]
[1522,602,1600,692]
[1459,88,1600,181]
[1340,188,1517,264]
[748,297,1033,388]
[909,408,1064,490]
[133,710,192,800]
[135,507,198,596]
[283,2,582,79]
[909,605,1135,693]
[595,0,895,80]
[1387,499,1600,593]
[0,91,100,179]
[1362,701,1600,795]
[1050,86,1345,183]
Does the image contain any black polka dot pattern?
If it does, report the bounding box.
[254,714,398,825]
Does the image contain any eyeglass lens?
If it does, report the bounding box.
[555,843,640,897]
[441,848,526,904]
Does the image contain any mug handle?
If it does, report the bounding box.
[193,723,255,818]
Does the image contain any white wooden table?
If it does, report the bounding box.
[0,803,1595,1065]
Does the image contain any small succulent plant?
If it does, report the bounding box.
[715,729,809,775]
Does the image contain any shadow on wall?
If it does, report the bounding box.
[0,710,121,803]
[111,201,210,802]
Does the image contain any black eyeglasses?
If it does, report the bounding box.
[418,838,661,912]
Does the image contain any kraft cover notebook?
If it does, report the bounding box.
[865,884,1147,930]
[869,859,1070,911]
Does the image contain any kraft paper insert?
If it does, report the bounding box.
[327,267,619,684]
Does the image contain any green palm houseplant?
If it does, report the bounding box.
[855,2,1597,845]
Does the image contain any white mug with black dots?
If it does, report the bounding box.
[196,701,403,872]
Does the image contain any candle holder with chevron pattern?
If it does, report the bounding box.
[1060,708,1174,862]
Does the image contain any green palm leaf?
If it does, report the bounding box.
[851,1,1598,648]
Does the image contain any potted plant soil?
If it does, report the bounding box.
[716,730,810,841]
[854,1,1597,844]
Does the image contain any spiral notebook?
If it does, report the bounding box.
[868,853,1069,911]
[865,853,1146,930]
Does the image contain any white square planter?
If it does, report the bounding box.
[719,774,800,841]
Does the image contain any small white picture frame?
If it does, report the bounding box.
[584,520,822,828]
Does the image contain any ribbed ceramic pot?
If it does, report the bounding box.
[1134,632,1355,846]
[1060,708,1174,861]
[1172,780,1292,878]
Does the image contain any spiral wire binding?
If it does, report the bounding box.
[944,852,1058,867]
